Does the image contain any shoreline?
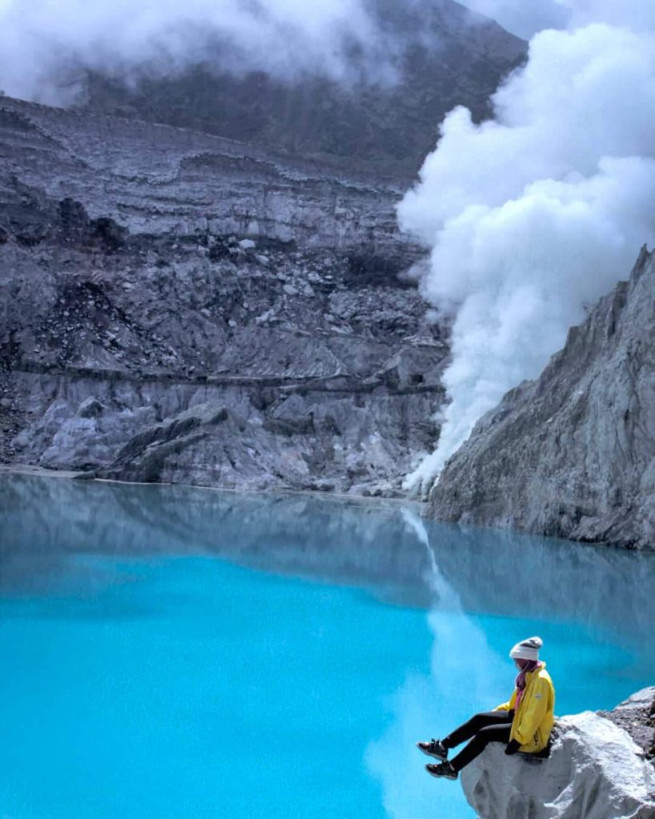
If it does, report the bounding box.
[4,464,655,552]
[0,462,424,511]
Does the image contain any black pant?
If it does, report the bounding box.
[443,710,514,771]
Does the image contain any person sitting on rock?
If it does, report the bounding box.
[417,635,555,780]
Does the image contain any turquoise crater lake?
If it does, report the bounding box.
[1,475,654,819]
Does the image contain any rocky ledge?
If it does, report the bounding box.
[461,688,655,819]
[0,95,445,495]
[427,247,655,549]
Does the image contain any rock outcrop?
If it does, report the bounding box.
[461,688,655,819]
[0,95,447,494]
[0,95,408,249]
[426,247,655,549]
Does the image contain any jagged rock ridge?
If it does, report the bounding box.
[426,247,655,549]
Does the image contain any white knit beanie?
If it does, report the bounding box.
[509,636,543,662]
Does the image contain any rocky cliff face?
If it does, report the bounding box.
[0,95,446,494]
[426,247,655,549]
[461,688,655,819]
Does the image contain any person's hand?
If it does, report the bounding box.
[504,739,520,755]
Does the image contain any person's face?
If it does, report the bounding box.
[514,658,528,670]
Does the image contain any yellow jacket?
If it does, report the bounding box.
[495,663,555,753]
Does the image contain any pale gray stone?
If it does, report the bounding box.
[461,689,655,819]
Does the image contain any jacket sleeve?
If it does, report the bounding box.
[494,690,517,712]
[513,678,549,745]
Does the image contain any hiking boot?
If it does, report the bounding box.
[417,738,448,760]
[426,761,458,780]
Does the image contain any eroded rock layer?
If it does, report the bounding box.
[0,95,445,494]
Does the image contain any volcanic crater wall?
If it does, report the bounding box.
[0,95,446,495]
[426,247,655,550]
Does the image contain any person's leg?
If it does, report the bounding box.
[449,722,512,772]
[442,710,513,751]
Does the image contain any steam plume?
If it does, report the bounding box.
[400,1,655,496]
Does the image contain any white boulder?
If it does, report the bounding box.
[461,702,655,818]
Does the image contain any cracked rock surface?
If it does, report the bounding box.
[0,96,446,495]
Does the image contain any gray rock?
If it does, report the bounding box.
[427,247,655,550]
[461,689,655,819]
[76,397,103,418]
[0,95,411,253]
[599,687,655,761]
[0,95,448,492]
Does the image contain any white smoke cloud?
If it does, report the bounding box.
[0,0,390,103]
[400,3,655,495]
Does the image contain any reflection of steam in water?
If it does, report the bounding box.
[366,511,507,819]
[4,476,655,657]
[402,510,506,699]
[401,509,455,605]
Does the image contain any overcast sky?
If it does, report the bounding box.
[459,0,570,38]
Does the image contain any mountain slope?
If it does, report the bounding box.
[426,247,655,550]
[79,0,526,176]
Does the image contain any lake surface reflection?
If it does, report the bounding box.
[1,475,654,818]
